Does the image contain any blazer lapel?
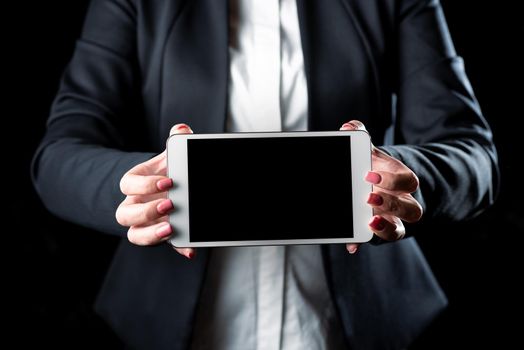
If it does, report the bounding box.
[296,0,382,135]
[161,0,229,136]
[155,0,228,345]
[161,0,384,139]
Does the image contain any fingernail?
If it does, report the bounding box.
[341,122,357,129]
[365,171,381,184]
[367,193,383,206]
[175,124,191,132]
[348,246,358,254]
[369,216,385,231]
[156,223,172,238]
[157,199,174,214]
[187,250,195,259]
[157,178,173,191]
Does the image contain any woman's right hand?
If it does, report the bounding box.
[115,123,195,259]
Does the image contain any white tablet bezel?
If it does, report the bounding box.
[167,131,373,247]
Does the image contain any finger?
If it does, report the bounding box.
[367,192,423,223]
[339,121,418,193]
[127,219,173,246]
[116,198,174,227]
[365,170,419,193]
[368,214,405,241]
[126,151,167,177]
[340,119,367,131]
[171,246,196,259]
[125,191,168,205]
[371,146,401,164]
[120,172,173,196]
[346,243,360,254]
[128,218,196,259]
[170,123,194,136]
[371,147,418,176]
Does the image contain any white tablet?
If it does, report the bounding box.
[167,131,373,247]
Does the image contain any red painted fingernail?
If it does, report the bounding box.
[156,223,172,238]
[187,251,195,259]
[157,178,173,191]
[367,193,383,206]
[174,124,192,132]
[342,122,357,129]
[365,171,381,184]
[157,199,174,214]
[369,216,385,231]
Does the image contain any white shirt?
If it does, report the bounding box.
[191,1,346,349]
[226,0,307,132]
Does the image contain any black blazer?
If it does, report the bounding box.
[32,0,499,349]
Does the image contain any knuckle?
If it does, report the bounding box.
[394,231,405,241]
[387,197,400,214]
[385,226,396,240]
[128,227,156,246]
[411,202,423,222]
[143,205,159,223]
[372,215,407,241]
[115,205,128,226]
[408,172,419,192]
[379,221,404,241]
[127,228,140,245]
[119,175,129,194]
[394,171,419,192]
[389,224,404,241]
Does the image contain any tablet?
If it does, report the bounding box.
[167,131,373,247]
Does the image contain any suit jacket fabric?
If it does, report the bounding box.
[32,0,499,349]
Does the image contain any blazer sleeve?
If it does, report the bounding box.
[381,0,500,222]
[31,0,154,236]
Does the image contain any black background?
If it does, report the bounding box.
[187,136,353,241]
[5,1,523,348]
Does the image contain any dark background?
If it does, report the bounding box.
[6,0,523,348]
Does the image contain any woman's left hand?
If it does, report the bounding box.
[340,120,423,254]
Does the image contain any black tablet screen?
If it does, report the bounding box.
[187,135,353,242]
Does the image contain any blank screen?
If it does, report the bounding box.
[187,136,353,242]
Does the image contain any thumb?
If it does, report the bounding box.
[340,120,367,132]
[340,120,377,154]
[170,123,194,136]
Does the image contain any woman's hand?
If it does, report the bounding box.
[116,124,196,259]
[117,120,421,257]
[340,120,423,254]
